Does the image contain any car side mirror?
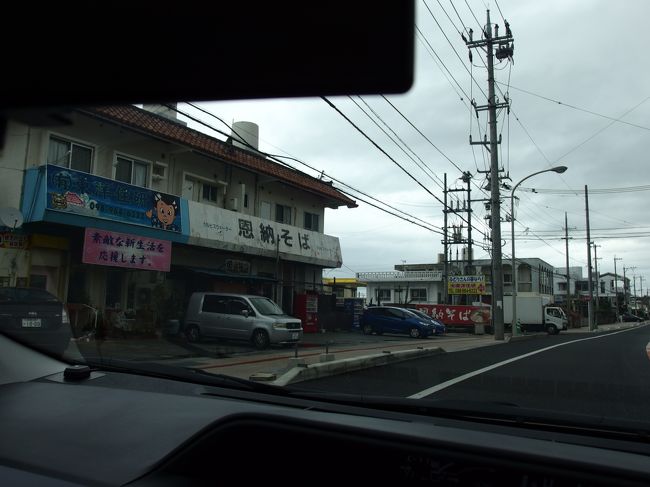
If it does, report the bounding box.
[241,309,249,318]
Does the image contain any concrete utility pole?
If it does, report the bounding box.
[614,256,622,321]
[563,212,571,314]
[585,186,594,331]
[465,10,513,341]
[592,243,601,326]
[443,173,449,304]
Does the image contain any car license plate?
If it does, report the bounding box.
[291,332,299,340]
[22,318,42,328]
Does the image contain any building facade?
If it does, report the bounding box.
[0,105,355,333]
[358,255,555,306]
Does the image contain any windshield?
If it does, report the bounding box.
[3,0,650,437]
[248,297,285,316]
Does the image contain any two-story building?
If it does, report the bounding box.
[0,104,355,330]
[358,254,555,306]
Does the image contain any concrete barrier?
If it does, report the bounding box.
[272,347,445,386]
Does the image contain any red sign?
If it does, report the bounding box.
[82,228,171,271]
[414,304,491,327]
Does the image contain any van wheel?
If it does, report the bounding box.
[185,325,201,343]
[252,329,270,350]
[409,327,421,339]
[546,324,558,335]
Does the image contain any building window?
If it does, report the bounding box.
[275,204,292,224]
[558,282,567,291]
[202,183,218,203]
[115,155,149,187]
[601,282,605,294]
[244,194,249,208]
[410,288,427,302]
[304,212,320,231]
[260,201,271,220]
[47,136,93,173]
[377,289,391,301]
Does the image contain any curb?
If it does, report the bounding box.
[271,347,446,386]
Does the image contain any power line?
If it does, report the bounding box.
[170,103,446,235]
[415,25,471,103]
[322,96,489,241]
[422,0,488,100]
[496,83,650,132]
[351,96,445,190]
[519,184,650,195]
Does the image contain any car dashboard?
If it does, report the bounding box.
[1,366,650,487]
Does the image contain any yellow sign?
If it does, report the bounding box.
[448,275,486,295]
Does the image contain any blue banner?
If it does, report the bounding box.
[46,165,182,233]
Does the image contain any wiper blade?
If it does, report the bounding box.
[76,356,290,395]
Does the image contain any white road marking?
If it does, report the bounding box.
[409,326,645,399]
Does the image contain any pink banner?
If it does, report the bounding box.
[82,228,171,272]
[414,304,491,327]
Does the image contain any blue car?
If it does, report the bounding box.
[408,308,446,335]
[361,306,437,338]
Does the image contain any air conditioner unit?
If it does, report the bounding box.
[228,197,239,211]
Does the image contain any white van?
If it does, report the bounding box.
[183,293,302,349]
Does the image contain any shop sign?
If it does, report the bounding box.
[225,259,250,274]
[415,304,491,326]
[82,228,172,272]
[448,275,486,295]
[47,165,182,233]
[0,232,28,249]
[188,201,342,267]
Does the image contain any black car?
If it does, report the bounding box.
[0,287,72,356]
[621,312,644,323]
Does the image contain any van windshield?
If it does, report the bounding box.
[249,297,285,316]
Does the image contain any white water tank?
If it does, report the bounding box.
[231,121,259,151]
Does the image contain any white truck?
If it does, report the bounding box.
[503,295,567,335]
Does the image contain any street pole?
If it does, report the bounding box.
[465,11,514,340]
[486,10,505,341]
[510,166,567,336]
[564,212,570,317]
[443,173,449,305]
[593,243,601,326]
[633,274,637,312]
[623,266,627,310]
[585,186,594,331]
[614,256,622,322]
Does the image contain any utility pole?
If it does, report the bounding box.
[465,10,513,341]
[443,173,449,304]
[624,266,636,311]
[562,212,571,316]
[614,256,622,322]
[585,186,594,331]
[592,243,601,327]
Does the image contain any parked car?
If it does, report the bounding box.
[0,287,71,356]
[407,308,447,335]
[621,312,644,323]
[361,306,435,338]
[183,293,302,349]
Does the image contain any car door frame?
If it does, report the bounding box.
[199,294,233,338]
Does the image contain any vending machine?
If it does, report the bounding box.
[293,292,319,333]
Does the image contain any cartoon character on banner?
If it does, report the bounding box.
[146,193,180,231]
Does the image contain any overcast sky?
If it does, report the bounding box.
[176,0,650,290]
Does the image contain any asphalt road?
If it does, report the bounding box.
[296,324,650,421]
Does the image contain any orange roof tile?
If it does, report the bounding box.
[79,105,357,208]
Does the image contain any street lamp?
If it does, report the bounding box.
[511,166,568,336]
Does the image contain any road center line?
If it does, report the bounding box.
[408,326,646,399]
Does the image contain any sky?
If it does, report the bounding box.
[174,0,650,292]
